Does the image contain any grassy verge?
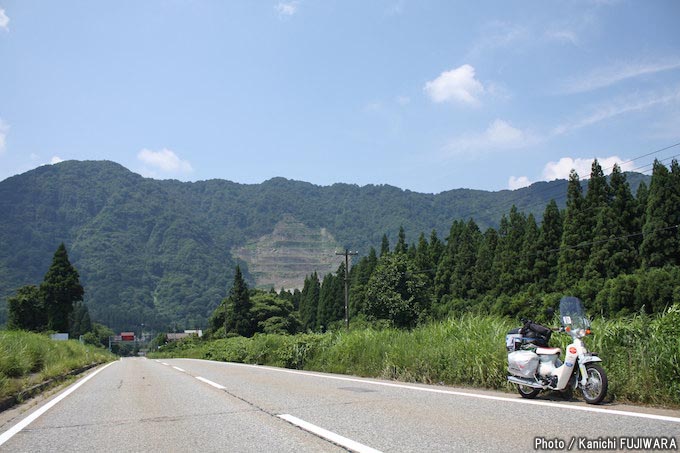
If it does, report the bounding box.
[150,307,680,408]
[0,330,116,402]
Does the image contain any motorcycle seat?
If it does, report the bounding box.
[536,347,561,355]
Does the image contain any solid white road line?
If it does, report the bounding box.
[180,359,680,425]
[0,362,116,447]
[195,376,226,390]
[172,366,186,372]
[278,414,382,453]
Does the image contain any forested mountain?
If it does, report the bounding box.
[0,160,650,332]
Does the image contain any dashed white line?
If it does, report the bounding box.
[179,359,680,424]
[172,366,186,372]
[278,414,382,453]
[0,362,115,447]
[195,376,226,390]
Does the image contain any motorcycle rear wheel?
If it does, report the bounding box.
[517,384,541,399]
[580,363,608,404]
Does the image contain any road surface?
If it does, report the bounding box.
[1,357,678,452]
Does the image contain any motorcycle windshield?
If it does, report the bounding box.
[559,296,590,331]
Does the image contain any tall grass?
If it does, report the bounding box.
[0,330,115,400]
[150,307,680,407]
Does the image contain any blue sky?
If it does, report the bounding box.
[1,1,679,193]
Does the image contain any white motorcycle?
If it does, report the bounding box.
[506,296,608,404]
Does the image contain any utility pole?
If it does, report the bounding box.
[336,248,358,329]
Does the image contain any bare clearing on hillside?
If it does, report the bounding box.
[233,215,344,290]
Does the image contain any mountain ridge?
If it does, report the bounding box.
[0,160,650,332]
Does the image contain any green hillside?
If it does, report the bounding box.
[0,160,649,332]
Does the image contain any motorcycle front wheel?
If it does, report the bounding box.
[580,363,608,404]
[517,384,541,399]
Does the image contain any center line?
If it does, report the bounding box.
[278,414,382,453]
[195,376,226,390]
[172,366,186,372]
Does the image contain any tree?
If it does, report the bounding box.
[640,160,680,268]
[317,264,345,330]
[608,164,639,272]
[299,272,320,331]
[249,291,299,334]
[434,220,465,300]
[471,228,498,298]
[82,322,115,348]
[428,230,444,272]
[349,248,377,317]
[224,265,254,337]
[41,243,84,332]
[582,206,617,283]
[493,206,526,295]
[380,234,390,256]
[450,219,481,299]
[557,170,588,290]
[584,159,610,217]
[394,226,408,254]
[7,285,46,331]
[365,253,429,328]
[519,214,540,287]
[69,301,93,338]
[534,200,562,291]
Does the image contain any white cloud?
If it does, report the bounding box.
[541,156,634,181]
[467,21,529,59]
[276,1,299,17]
[447,119,534,154]
[364,101,383,112]
[137,148,193,174]
[0,8,9,31]
[386,1,405,15]
[546,29,579,45]
[508,176,532,190]
[50,156,64,164]
[553,87,680,135]
[0,119,8,154]
[424,64,485,106]
[561,59,680,94]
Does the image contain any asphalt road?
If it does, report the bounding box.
[1,357,679,452]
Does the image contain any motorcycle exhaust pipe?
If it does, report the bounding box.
[507,376,543,389]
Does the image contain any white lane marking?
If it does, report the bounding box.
[195,376,226,390]
[0,362,116,447]
[180,359,680,424]
[161,362,169,366]
[172,366,186,372]
[278,414,382,453]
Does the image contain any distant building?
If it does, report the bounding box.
[166,330,203,341]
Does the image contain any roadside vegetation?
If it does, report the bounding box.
[150,305,680,408]
[0,330,114,401]
[151,159,680,408]
[1,243,116,404]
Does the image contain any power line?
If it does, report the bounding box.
[537,224,680,257]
